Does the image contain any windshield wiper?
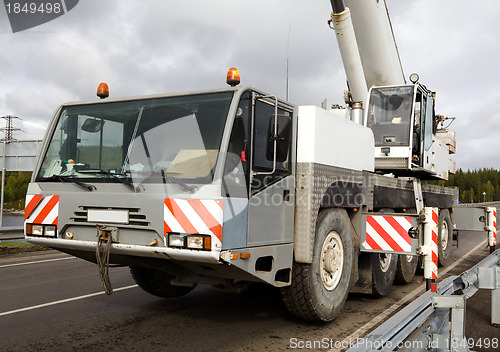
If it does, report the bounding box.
[39,175,96,191]
[160,169,198,193]
[78,169,139,192]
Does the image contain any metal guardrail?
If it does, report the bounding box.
[347,249,500,352]
[0,226,24,240]
[457,201,500,208]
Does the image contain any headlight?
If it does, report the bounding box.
[187,235,211,251]
[186,235,204,249]
[31,225,44,236]
[26,223,57,237]
[168,234,185,248]
[167,234,211,251]
[44,225,57,237]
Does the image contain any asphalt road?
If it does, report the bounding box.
[0,231,498,352]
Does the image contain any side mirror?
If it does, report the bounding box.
[433,114,441,134]
[266,114,291,162]
[82,118,105,133]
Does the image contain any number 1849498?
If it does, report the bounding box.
[5,2,62,14]
[447,337,499,349]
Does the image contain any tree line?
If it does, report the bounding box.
[4,171,31,210]
[431,168,500,204]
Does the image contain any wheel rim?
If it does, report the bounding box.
[379,253,392,273]
[320,231,344,291]
[440,220,449,250]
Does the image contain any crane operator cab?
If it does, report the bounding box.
[366,79,454,180]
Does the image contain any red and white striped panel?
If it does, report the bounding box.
[164,198,223,244]
[24,194,59,226]
[430,209,439,279]
[363,215,412,253]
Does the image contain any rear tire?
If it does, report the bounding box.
[371,208,397,294]
[438,209,452,267]
[395,254,418,284]
[130,266,195,298]
[281,208,354,322]
[395,208,418,284]
[371,252,397,296]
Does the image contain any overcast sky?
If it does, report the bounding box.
[0,0,499,171]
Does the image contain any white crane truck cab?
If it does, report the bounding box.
[367,82,452,180]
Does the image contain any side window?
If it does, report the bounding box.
[251,98,292,194]
[421,94,427,147]
[222,92,251,198]
[253,100,291,172]
[414,91,422,128]
[412,90,423,163]
[424,96,434,150]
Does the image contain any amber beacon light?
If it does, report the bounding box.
[97,82,109,99]
[226,68,240,87]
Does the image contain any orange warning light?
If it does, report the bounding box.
[97,82,109,99]
[240,252,251,259]
[226,68,240,87]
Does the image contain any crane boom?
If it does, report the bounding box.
[329,0,455,180]
[330,0,405,103]
[345,0,405,88]
[328,3,368,104]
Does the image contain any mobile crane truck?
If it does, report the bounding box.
[25,0,494,322]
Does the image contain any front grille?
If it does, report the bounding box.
[70,206,150,227]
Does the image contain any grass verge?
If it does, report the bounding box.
[0,241,50,255]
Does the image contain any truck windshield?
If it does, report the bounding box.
[367,86,414,146]
[36,92,233,185]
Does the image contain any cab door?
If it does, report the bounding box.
[421,94,435,171]
[247,94,295,247]
[413,88,434,168]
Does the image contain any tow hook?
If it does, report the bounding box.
[96,225,115,295]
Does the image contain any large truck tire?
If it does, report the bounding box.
[371,252,397,296]
[395,254,418,284]
[281,208,354,322]
[438,209,452,267]
[395,208,418,284]
[130,266,195,298]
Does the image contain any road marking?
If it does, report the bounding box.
[330,239,488,352]
[0,256,76,269]
[0,284,138,317]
